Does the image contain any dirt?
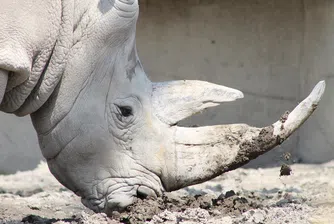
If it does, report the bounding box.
[279,164,292,176]
[278,151,293,176]
[116,190,263,224]
[227,125,279,172]
[226,109,294,173]
[279,111,290,124]
[1,161,334,224]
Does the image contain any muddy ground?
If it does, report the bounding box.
[0,161,334,224]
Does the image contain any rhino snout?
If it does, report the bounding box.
[81,184,159,215]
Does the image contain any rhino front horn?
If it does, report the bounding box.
[153,80,326,191]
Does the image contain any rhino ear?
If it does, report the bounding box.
[152,80,244,125]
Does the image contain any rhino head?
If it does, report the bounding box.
[0,0,325,215]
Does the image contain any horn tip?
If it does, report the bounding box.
[311,80,326,104]
[236,90,244,99]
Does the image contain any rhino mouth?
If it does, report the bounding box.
[81,183,159,214]
[136,185,159,199]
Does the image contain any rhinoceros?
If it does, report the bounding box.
[0,0,325,215]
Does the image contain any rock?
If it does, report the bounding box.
[225,190,236,198]
[207,216,233,224]
[191,194,215,209]
[241,209,266,224]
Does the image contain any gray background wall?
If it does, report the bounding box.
[0,0,333,173]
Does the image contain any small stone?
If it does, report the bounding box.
[197,194,214,209]
[225,190,236,198]
[282,152,292,161]
[276,198,290,206]
[242,209,266,224]
[210,209,221,216]
[209,216,233,224]
[233,197,248,205]
[111,211,120,219]
[252,210,266,223]
[217,193,225,200]
[28,205,41,211]
[0,188,6,194]
[280,164,292,176]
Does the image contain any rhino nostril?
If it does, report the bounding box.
[137,186,157,199]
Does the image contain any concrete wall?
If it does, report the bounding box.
[0,114,41,174]
[0,0,333,173]
[298,0,334,163]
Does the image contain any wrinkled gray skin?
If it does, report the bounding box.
[0,0,325,215]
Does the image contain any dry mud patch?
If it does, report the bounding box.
[0,161,334,224]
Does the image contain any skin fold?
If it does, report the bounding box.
[0,0,326,215]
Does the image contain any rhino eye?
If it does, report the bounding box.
[110,97,141,126]
[118,106,133,117]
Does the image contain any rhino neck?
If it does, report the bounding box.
[7,0,98,117]
[0,0,77,117]
[7,0,75,116]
